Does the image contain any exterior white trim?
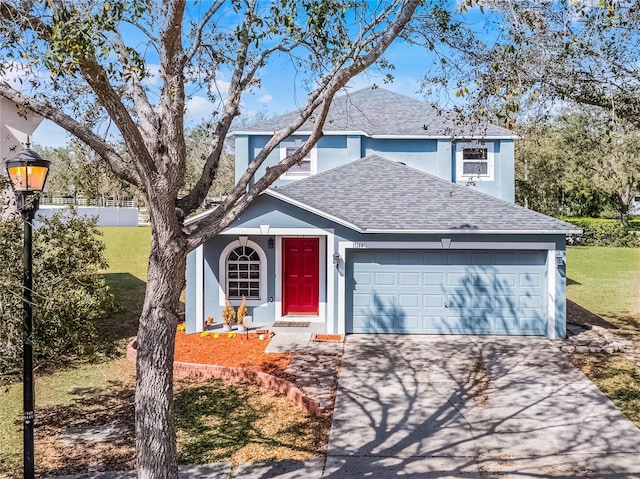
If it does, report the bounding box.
[218,239,268,307]
[337,240,557,338]
[547,250,557,340]
[195,245,204,333]
[230,130,518,140]
[455,141,495,182]
[272,229,335,330]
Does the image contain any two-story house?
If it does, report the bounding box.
[185,88,579,339]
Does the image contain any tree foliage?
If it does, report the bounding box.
[0,206,116,384]
[467,1,640,130]
[515,111,640,221]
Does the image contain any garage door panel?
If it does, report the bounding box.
[399,272,420,286]
[374,272,396,286]
[520,272,541,287]
[398,294,420,308]
[347,249,548,335]
[471,295,492,309]
[495,295,517,310]
[447,272,467,286]
[520,294,542,309]
[467,316,492,333]
[447,252,468,264]
[496,273,517,287]
[353,271,372,286]
[423,272,443,285]
[421,252,445,265]
[423,294,444,308]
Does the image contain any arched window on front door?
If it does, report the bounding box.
[226,245,261,299]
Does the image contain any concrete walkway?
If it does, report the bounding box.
[326,335,640,478]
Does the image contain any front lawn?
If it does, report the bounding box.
[566,246,640,332]
[566,245,640,428]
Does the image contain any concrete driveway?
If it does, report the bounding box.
[325,335,640,478]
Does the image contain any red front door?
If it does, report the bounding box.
[282,238,319,315]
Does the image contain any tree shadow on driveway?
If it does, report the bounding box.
[325,330,640,478]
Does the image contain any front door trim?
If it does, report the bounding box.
[282,237,320,316]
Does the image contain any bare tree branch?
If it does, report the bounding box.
[184,0,421,248]
[182,0,225,66]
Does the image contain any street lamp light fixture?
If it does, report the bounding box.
[5,143,50,479]
[6,147,50,215]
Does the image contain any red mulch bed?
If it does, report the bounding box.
[174,330,292,376]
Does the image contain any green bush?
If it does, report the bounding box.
[563,217,640,247]
[0,207,117,383]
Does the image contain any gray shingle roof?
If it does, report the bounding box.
[237,87,515,138]
[268,155,580,234]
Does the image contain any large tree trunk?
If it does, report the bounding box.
[135,226,186,479]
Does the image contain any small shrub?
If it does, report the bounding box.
[0,207,117,383]
[177,323,186,332]
[213,333,220,339]
[237,295,248,326]
[221,296,236,325]
[227,332,236,338]
[200,331,209,338]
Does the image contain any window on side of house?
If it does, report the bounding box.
[226,246,261,299]
[456,142,495,181]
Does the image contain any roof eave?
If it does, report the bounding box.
[230,130,519,140]
[361,228,582,235]
[265,189,363,232]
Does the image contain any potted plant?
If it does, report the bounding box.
[237,295,248,332]
[221,296,236,332]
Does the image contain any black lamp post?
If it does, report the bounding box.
[5,145,50,479]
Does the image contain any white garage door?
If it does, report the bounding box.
[346,250,548,335]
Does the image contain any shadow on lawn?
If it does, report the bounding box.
[566,299,618,330]
[34,378,136,478]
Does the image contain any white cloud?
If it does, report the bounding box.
[185,95,217,124]
[258,94,273,103]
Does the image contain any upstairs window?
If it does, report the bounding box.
[462,148,488,176]
[281,139,317,177]
[456,142,494,182]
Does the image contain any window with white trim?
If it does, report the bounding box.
[281,139,317,177]
[456,142,495,181]
[226,246,261,299]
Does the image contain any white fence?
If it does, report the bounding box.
[46,197,137,207]
[36,206,140,227]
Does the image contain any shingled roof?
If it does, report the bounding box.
[267,155,579,234]
[235,87,516,138]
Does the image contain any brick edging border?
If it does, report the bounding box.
[126,339,327,416]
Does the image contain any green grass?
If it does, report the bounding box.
[569,353,640,428]
[0,360,134,478]
[566,246,640,331]
[97,226,151,340]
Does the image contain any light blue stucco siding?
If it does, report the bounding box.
[185,196,567,339]
[235,134,515,202]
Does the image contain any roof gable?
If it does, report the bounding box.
[267,155,579,234]
[235,87,515,138]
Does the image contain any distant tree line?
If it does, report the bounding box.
[515,111,640,223]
